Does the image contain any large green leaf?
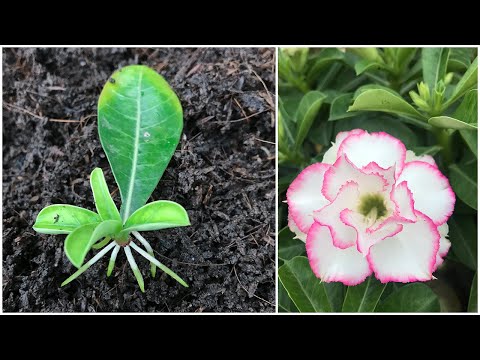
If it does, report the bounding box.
[90,168,121,222]
[396,48,417,72]
[428,116,477,130]
[449,215,477,270]
[121,200,190,234]
[348,48,384,63]
[348,89,426,121]
[449,163,477,210]
[354,59,386,75]
[449,48,474,71]
[33,205,101,234]
[342,276,387,312]
[454,89,478,156]
[278,226,306,261]
[422,48,450,91]
[64,220,122,268]
[278,256,332,312]
[294,91,326,149]
[445,57,478,107]
[461,130,478,158]
[306,48,344,84]
[468,272,477,312]
[278,281,299,313]
[329,93,356,121]
[98,65,183,222]
[376,283,440,312]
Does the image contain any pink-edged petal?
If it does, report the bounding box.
[340,209,403,256]
[434,223,451,270]
[322,129,367,164]
[322,154,388,202]
[368,211,440,283]
[362,162,396,192]
[396,161,455,225]
[286,163,331,233]
[338,131,407,177]
[313,181,359,249]
[288,215,307,243]
[306,222,372,286]
[391,181,416,222]
[406,150,437,167]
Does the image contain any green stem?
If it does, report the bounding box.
[433,128,454,165]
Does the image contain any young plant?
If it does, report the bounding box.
[33,65,190,292]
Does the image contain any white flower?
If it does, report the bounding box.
[287,129,455,285]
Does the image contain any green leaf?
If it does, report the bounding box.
[329,93,356,121]
[98,65,183,222]
[428,116,477,130]
[342,276,387,312]
[306,48,344,84]
[449,215,477,270]
[278,281,299,313]
[422,48,450,91]
[449,48,474,71]
[278,174,297,194]
[278,227,306,261]
[349,48,384,63]
[446,57,478,107]
[65,220,122,268]
[121,200,190,234]
[456,89,478,157]
[33,205,101,234]
[412,145,443,156]
[324,282,345,312]
[461,130,478,158]
[348,89,425,121]
[354,59,386,75]
[294,91,326,149]
[396,48,417,72]
[90,168,121,222]
[376,283,440,312]
[468,272,477,312]
[278,256,332,312]
[449,163,477,210]
[353,84,400,100]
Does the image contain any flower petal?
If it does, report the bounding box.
[322,154,388,202]
[396,161,455,225]
[434,223,451,270]
[362,162,396,191]
[391,181,416,222]
[338,131,407,177]
[367,211,440,283]
[340,209,403,256]
[406,150,437,167]
[322,129,366,164]
[286,163,331,233]
[313,181,359,249]
[288,215,307,243]
[306,222,372,286]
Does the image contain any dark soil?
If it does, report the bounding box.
[2,48,276,312]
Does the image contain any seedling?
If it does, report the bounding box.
[33,65,190,292]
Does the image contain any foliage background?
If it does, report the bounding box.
[278,47,477,312]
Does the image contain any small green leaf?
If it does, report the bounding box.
[278,226,306,261]
[342,276,387,312]
[422,48,450,91]
[446,57,478,107]
[278,281,299,312]
[412,145,443,156]
[449,215,477,270]
[396,48,417,72]
[468,272,477,312]
[329,93,356,121]
[121,200,190,234]
[376,283,440,312]
[33,205,101,234]
[354,59,386,75]
[294,91,326,149]
[449,163,477,210]
[65,220,122,268]
[449,48,474,71]
[90,168,121,222]
[348,89,426,121]
[98,65,183,222]
[428,116,477,130]
[278,256,332,312]
[306,48,344,84]
[349,48,384,63]
[456,90,478,157]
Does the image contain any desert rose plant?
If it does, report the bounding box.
[33,65,190,292]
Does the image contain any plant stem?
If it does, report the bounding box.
[132,231,156,278]
[107,244,121,277]
[124,246,145,293]
[433,128,454,165]
[130,242,188,287]
[61,242,116,287]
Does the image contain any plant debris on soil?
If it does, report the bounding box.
[2,48,276,312]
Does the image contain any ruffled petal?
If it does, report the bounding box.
[396,161,455,225]
[434,223,451,270]
[306,222,372,286]
[313,181,359,249]
[287,163,331,233]
[340,209,403,256]
[322,154,388,202]
[288,215,307,243]
[391,181,416,222]
[322,129,366,164]
[406,150,437,167]
[362,162,396,191]
[338,131,407,177]
[367,211,440,283]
